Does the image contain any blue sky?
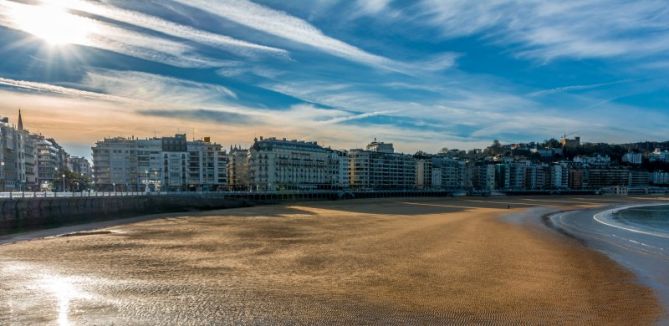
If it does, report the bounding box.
[0,0,668,158]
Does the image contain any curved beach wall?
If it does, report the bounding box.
[0,191,451,234]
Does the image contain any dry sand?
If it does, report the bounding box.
[0,196,664,324]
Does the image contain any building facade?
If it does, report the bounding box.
[92,134,226,191]
[349,141,416,190]
[248,137,340,191]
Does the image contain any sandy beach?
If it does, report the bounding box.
[0,196,665,324]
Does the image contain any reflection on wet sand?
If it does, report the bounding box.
[0,197,664,324]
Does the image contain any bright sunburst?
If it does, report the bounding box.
[10,3,97,46]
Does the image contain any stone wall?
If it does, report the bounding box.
[0,191,451,234]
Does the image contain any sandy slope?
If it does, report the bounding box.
[0,196,663,324]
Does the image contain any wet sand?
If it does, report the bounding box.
[0,196,665,324]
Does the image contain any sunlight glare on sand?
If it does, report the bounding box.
[43,277,75,326]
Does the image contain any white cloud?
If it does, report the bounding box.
[0,0,228,68]
[355,0,391,15]
[48,0,288,59]
[416,0,669,61]
[172,0,405,71]
[82,70,237,104]
[0,76,133,103]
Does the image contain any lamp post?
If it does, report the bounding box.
[54,167,58,192]
[0,161,5,192]
[62,174,66,192]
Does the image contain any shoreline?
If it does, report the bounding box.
[546,203,669,322]
[0,196,665,323]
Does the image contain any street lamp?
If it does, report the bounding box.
[0,161,5,192]
[62,174,66,192]
[144,169,149,192]
[54,167,58,192]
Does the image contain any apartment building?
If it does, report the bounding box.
[248,137,340,191]
[92,134,226,191]
[349,141,416,190]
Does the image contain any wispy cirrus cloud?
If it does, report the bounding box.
[82,69,238,104]
[173,0,458,73]
[0,0,230,68]
[527,80,633,97]
[46,0,288,59]
[414,0,669,61]
[138,109,254,124]
[0,76,132,103]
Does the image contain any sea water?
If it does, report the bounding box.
[610,204,669,239]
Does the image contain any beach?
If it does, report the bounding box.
[550,203,669,321]
[0,196,665,324]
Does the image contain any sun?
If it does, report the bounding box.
[10,3,97,46]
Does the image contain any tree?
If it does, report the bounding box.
[61,168,91,191]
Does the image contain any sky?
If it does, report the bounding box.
[0,0,668,158]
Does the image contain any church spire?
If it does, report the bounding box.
[17,109,23,131]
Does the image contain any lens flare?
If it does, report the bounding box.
[10,3,97,46]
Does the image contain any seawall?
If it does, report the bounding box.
[0,191,450,234]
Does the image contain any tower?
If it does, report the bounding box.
[17,109,23,131]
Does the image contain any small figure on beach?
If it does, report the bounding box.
[507,204,511,209]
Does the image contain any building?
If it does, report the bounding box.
[622,152,643,165]
[495,163,510,190]
[550,163,569,189]
[92,134,226,191]
[650,171,669,185]
[68,156,92,179]
[573,154,611,167]
[414,152,432,190]
[349,141,416,190]
[649,149,669,162]
[366,139,394,153]
[227,146,249,191]
[628,170,649,187]
[568,168,587,189]
[187,137,227,191]
[472,163,495,191]
[248,137,339,191]
[431,157,468,190]
[333,150,350,190]
[587,168,630,189]
[560,136,581,148]
[525,163,549,190]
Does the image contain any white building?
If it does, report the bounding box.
[187,137,227,191]
[550,163,569,189]
[622,152,643,165]
[366,139,394,153]
[432,157,468,190]
[573,154,611,167]
[92,134,226,191]
[248,137,340,191]
[649,149,669,162]
[333,150,350,190]
[0,111,44,191]
[349,141,416,190]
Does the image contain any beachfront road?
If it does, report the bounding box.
[0,197,664,324]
